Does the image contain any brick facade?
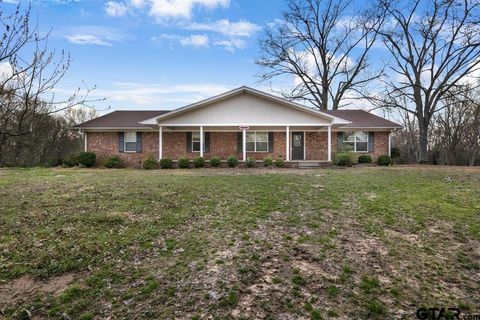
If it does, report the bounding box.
[87,130,390,167]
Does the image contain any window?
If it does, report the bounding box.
[125,131,137,152]
[246,132,268,152]
[343,131,368,152]
[192,132,205,152]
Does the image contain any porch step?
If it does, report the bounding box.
[297,162,322,169]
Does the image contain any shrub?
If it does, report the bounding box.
[246,157,256,167]
[103,156,124,168]
[78,152,96,167]
[178,157,190,169]
[275,158,285,168]
[263,156,273,167]
[62,153,79,167]
[227,155,238,167]
[160,157,173,169]
[193,156,205,168]
[209,156,221,167]
[335,152,353,166]
[358,154,372,164]
[377,154,392,166]
[143,156,159,170]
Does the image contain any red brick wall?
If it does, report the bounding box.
[86,132,158,168]
[87,130,390,166]
[332,131,390,161]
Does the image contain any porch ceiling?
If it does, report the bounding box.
[161,125,329,132]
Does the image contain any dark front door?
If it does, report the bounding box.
[291,132,304,160]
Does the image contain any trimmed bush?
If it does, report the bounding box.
[160,157,173,169]
[275,158,285,168]
[335,152,353,166]
[178,157,190,169]
[78,152,96,167]
[377,154,392,166]
[209,156,221,167]
[193,156,205,168]
[358,154,372,164]
[143,156,159,170]
[246,157,256,168]
[103,156,124,168]
[62,153,80,167]
[263,156,273,167]
[227,155,238,167]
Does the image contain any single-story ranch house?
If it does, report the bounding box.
[73,86,402,167]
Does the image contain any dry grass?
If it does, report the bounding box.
[0,166,479,319]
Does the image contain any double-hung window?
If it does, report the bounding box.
[192,132,205,152]
[246,132,268,152]
[343,131,368,152]
[124,131,137,152]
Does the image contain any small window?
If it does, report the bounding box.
[343,131,368,152]
[246,132,269,152]
[192,132,205,152]
[125,131,137,152]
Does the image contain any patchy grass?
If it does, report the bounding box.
[0,166,479,319]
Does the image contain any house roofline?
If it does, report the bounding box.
[139,86,352,126]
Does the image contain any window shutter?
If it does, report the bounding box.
[186,132,192,152]
[237,132,242,153]
[136,132,142,153]
[119,132,125,153]
[368,132,375,153]
[205,132,210,153]
[336,132,343,151]
[268,132,274,152]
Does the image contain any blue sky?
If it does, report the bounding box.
[3,0,289,112]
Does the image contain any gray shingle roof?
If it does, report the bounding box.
[324,110,402,129]
[72,110,170,129]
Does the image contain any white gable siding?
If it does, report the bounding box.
[157,93,332,126]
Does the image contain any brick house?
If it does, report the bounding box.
[73,86,402,167]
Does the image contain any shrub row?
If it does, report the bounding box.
[334,152,392,166]
[63,152,391,169]
[150,155,286,169]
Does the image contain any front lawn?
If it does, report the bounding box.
[0,166,479,319]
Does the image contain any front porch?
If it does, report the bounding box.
[157,125,334,162]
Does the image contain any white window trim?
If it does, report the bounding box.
[191,132,205,153]
[246,131,269,153]
[124,131,137,153]
[343,131,369,153]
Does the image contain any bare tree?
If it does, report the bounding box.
[374,0,480,162]
[0,2,99,138]
[431,86,480,165]
[256,0,384,110]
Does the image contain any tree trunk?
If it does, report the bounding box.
[418,121,429,163]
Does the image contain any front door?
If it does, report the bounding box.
[291,132,304,160]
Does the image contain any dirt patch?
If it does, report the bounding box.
[0,273,77,307]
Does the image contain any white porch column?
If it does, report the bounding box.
[158,126,163,160]
[388,131,391,157]
[83,131,87,152]
[242,129,247,162]
[327,125,332,162]
[200,126,204,157]
[285,126,290,161]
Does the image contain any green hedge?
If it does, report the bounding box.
[143,156,159,170]
[160,157,173,169]
[335,152,353,166]
[193,156,205,168]
[178,157,190,169]
[377,154,392,166]
[263,156,273,167]
[103,156,124,168]
[227,155,238,167]
[209,156,221,167]
[358,155,372,164]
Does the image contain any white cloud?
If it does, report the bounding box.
[149,0,229,19]
[213,38,246,53]
[54,82,234,109]
[180,34,209,47]
[105,1,128,17]
[186,19,261,37]
[154,33,209,48]
[62,26,125,46]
